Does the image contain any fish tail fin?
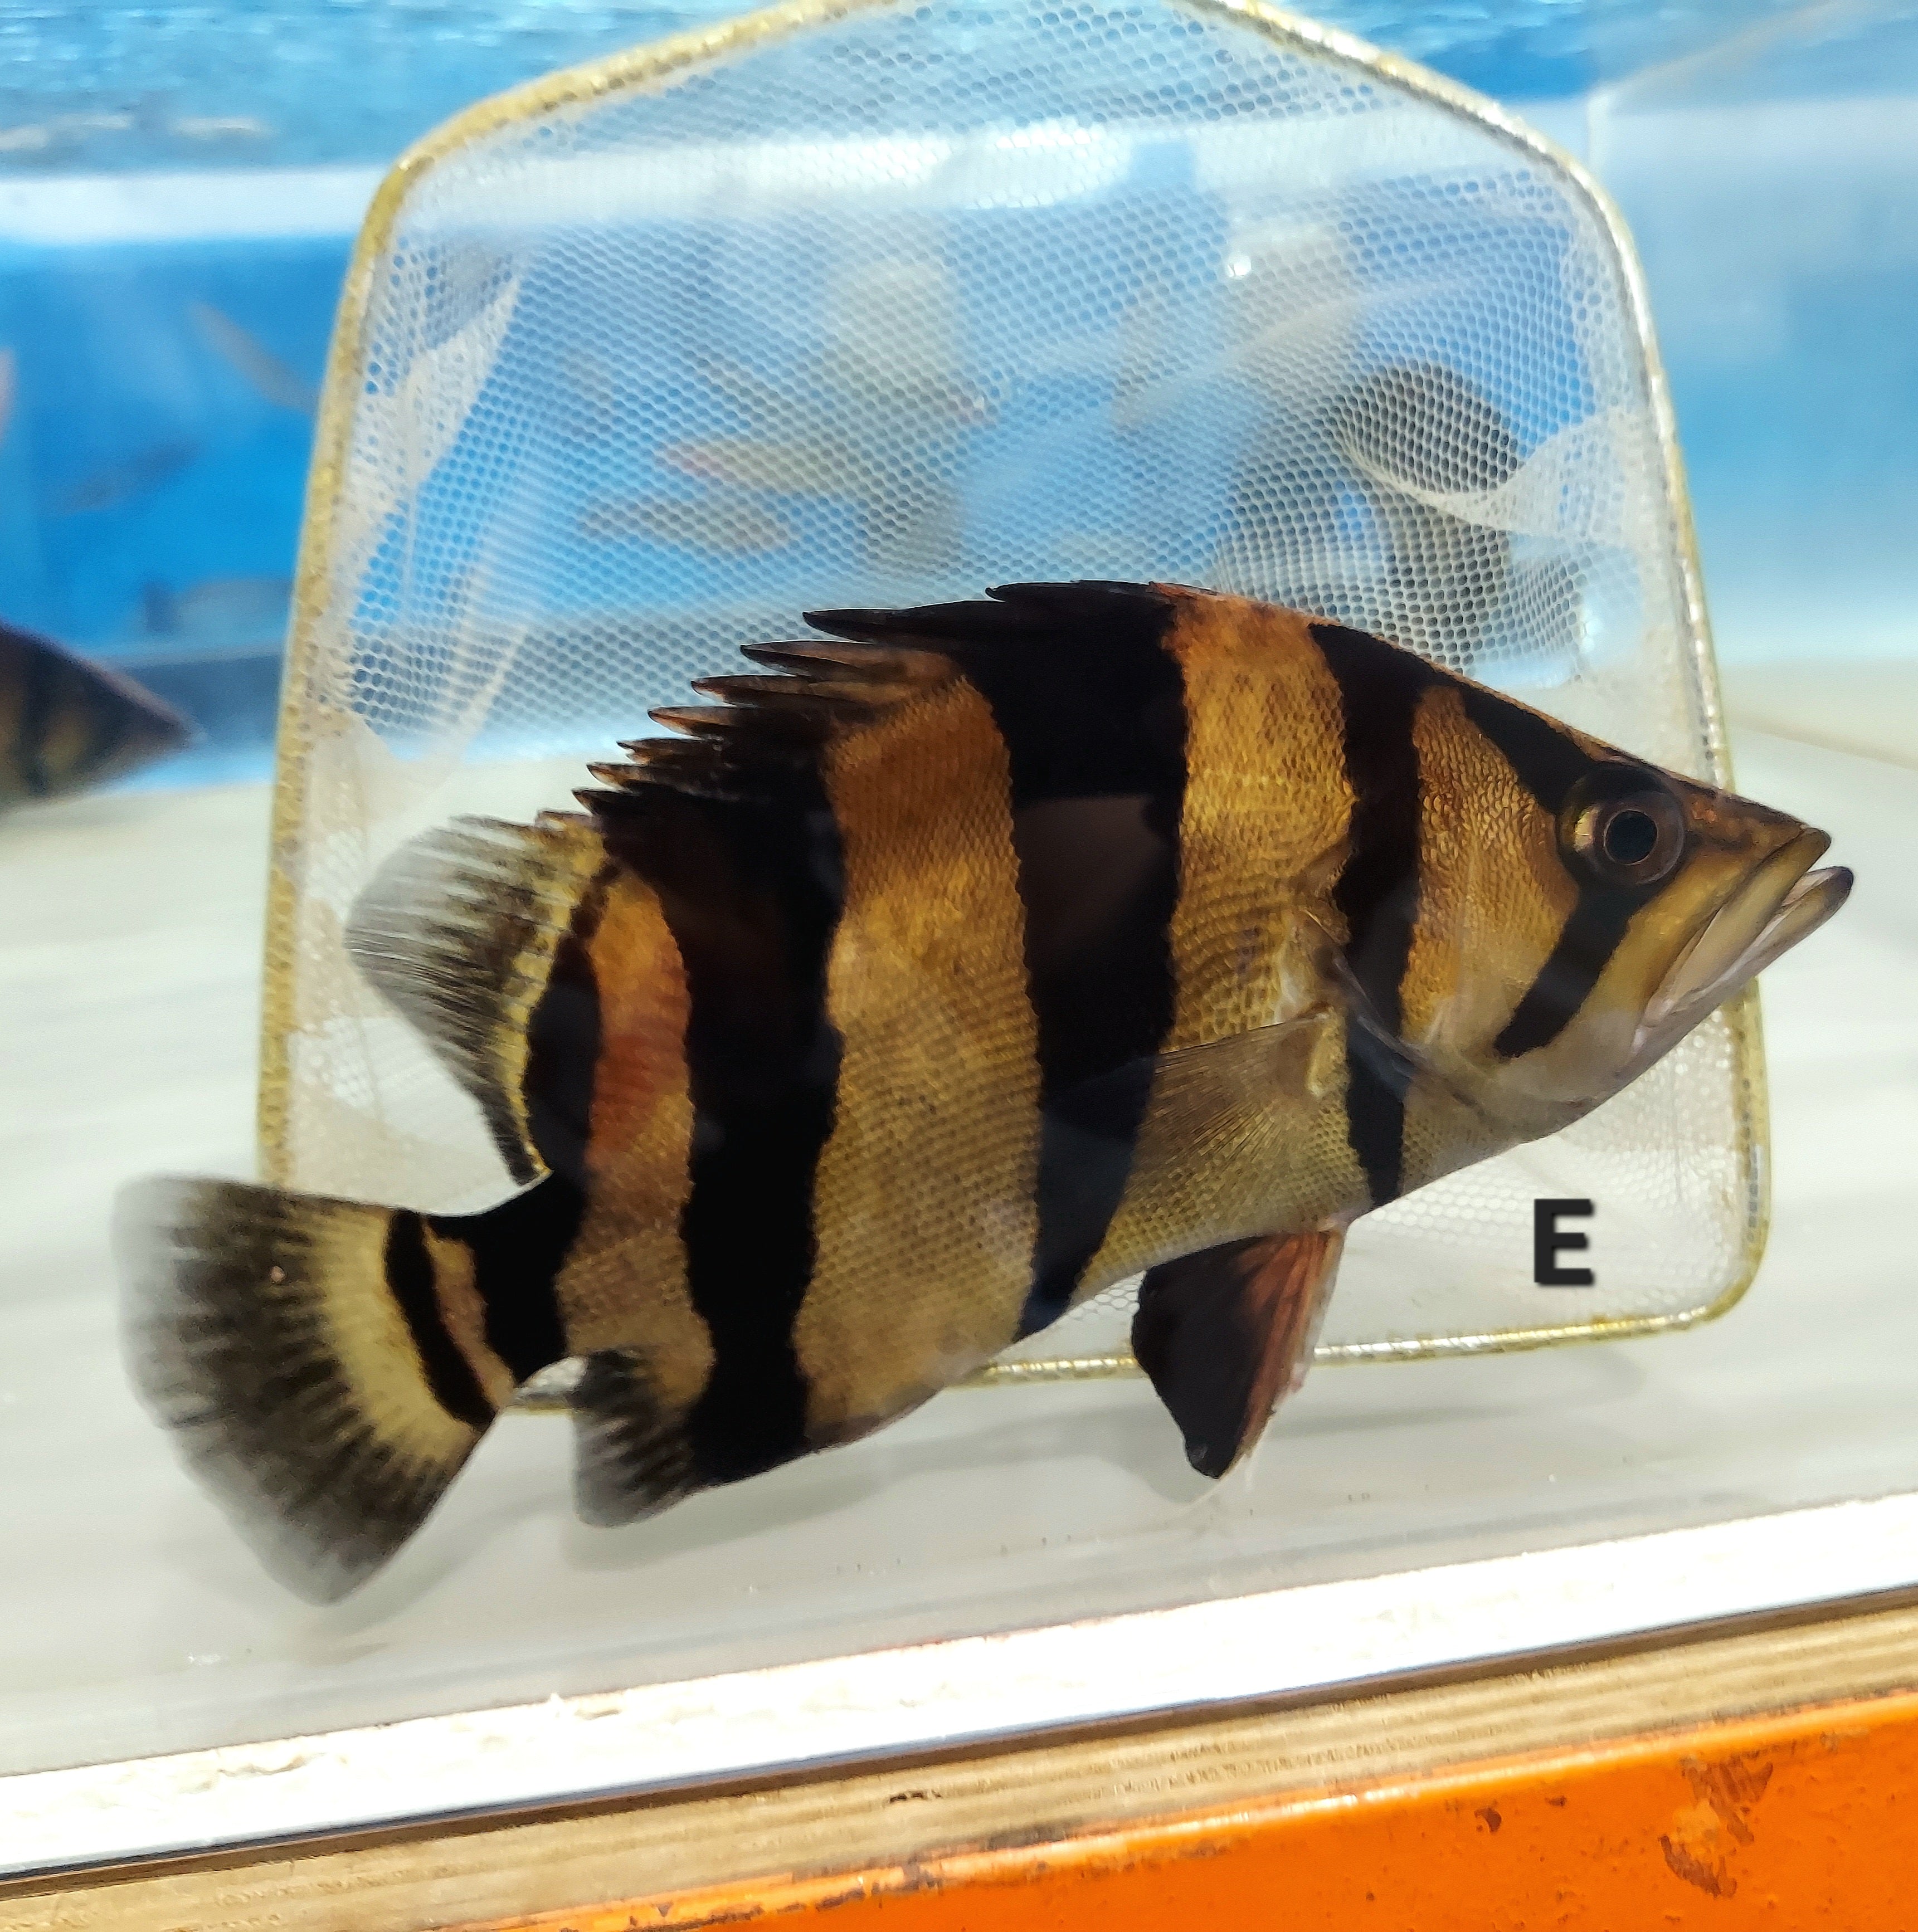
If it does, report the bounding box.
[117,1175,575,1601]
[345,815,607,1185]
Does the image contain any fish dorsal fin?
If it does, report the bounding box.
[805,582,1185,804]
[575,637,949,810]
[806,579,1176,646]
[576,582,1180,812]
[1132,1227,1347,1479]
[346,816,607,1184]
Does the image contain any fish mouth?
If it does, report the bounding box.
[1635,828,1852,1062]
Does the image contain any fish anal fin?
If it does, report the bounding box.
[345,816,606,1185]
[1132,1227,1347,1479]
[571,1348,702,1527]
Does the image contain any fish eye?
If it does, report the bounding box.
[1602,808,1660,866]
[1562,774,1687,889]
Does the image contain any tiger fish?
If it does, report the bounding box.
[0,618,190,807]
[116,582,1851,1600]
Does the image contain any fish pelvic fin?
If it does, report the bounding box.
[117,1175,577,1601]
[1131,1226,1347,1479]
[569,1348,703,1528]
[347,816,607,1186]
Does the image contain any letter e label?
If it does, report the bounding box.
[1534,1198,1595,1287]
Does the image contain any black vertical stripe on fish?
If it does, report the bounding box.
[1312,622,1432,1207]
[808,586,1186,1332]
[520,874,611,1185]
[383,1210,495,1429]
[1013,780,1185,1334]
[1024,1045,1164,1334]
[820,586,1189,1337]
[595,776,844,1483]
[435,1175,582,1386]
[1454,684,1591,813]
[985,589,1187,1334]
[1492,889,1640,1058]
[1453,685,1652,1061]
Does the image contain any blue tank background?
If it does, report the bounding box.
[0,0,1908,784]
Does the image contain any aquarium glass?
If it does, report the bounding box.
[0,0,1911,1866]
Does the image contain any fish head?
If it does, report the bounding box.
[1393,687,1851,1139]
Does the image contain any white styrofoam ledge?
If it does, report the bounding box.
[6,1490,1918,1877]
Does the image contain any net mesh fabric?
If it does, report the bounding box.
[267,0,1756,1370]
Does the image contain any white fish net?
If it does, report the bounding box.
[264,0,1761,1375]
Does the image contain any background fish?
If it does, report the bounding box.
[140,574,293,645]
[653,262,993,580]
[189,301,317,416]
[171,116,272,142]
[0,618,192,806]
[56,440,198,517]
[1330,360,1520,644]
[1216,359,1526,673]
[557,347,622,442]
[116,584,1850,1600]
[578,495,794,557]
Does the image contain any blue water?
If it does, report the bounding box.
[0,0,1909,784]
[0,0,1819,170]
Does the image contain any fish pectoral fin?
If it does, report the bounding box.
[1043,1011,1339,1199]
[1106,1011,1338,1156]
[569,1349,702,1528]
[345,816,607,1185]
[1131,1226,1346,1479]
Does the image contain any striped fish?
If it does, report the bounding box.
[0,619,191,807]
[117,583,1850,1600]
